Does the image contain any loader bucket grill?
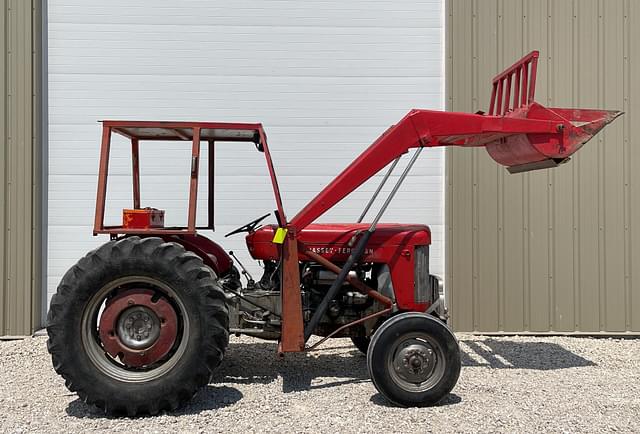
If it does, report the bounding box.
[489,50,539,116]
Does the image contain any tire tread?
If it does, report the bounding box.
[47,236,229,416]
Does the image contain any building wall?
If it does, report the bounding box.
[0,0,43,336]
[8,0,637,336]
[46,0,445,305]
[446,0,640,333]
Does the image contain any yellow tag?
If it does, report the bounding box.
[272,227,288,244]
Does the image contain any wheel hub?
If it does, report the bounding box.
[393,341,436,384]
[99,288,178,367]
[117,306,161,349]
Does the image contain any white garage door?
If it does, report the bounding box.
[47,0,444,304]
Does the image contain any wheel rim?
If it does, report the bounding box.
[98,288,179,367]
[81,276,190,383]
[387,332,446,392]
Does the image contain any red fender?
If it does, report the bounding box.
[160,234,233,276]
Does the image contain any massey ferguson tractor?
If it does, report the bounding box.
[47,51,620,415]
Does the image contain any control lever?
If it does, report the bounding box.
[229,251,255,286]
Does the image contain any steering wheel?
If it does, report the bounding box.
[224,213,271,237]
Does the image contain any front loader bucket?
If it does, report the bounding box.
[482,50,622,173]
[486,104,623,173]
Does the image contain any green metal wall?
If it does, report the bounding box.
[0,0,43,336]
[446,0,640,333]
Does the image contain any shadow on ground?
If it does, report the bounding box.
[216,341,369,393]
[218,341,462,408]
[370,392,462,407]
[65,385,243,419]
[460,339,596,370]
[65,337,595,417]
[219,338,595,394]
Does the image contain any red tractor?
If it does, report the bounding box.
[47,52,620,415]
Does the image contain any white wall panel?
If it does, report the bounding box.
[47,0,444,303]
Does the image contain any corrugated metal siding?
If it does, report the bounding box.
[47,1,445,305]
[446,0,639,333]
[0,0,43,336]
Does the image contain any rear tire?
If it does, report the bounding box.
[46,237,229,416]
[367,312,460,407]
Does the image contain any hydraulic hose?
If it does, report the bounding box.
[303,229,373,341]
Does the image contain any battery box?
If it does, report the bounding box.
[123,208,165,229]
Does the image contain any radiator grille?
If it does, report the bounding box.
[414,246,430,303]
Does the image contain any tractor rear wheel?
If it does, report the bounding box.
[367,312,460,407]
[46,237,229,416]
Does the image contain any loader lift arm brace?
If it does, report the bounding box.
[278,50,621,352]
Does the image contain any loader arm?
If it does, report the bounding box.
[289,105,620,232]
[278,51,621,353]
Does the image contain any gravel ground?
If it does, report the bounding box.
[1,334,639,433]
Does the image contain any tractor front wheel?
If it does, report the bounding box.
[367,312,460,407]
[46,237,229,416]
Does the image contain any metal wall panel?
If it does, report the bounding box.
[446,0,639,333]
[46,1,445,305]
[0,0,43,336]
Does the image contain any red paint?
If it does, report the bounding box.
[99,289,178,367]
[246,223,431,311]
[123,208,165,229]
[162,234,233,276]
[490,50,539,115]
[93,121,285,237]
[288,105,619,232]
[187,128,201,232]
[280,235,304,352]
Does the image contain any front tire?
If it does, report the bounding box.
[46,236,229,416]
[367,312,460,407]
